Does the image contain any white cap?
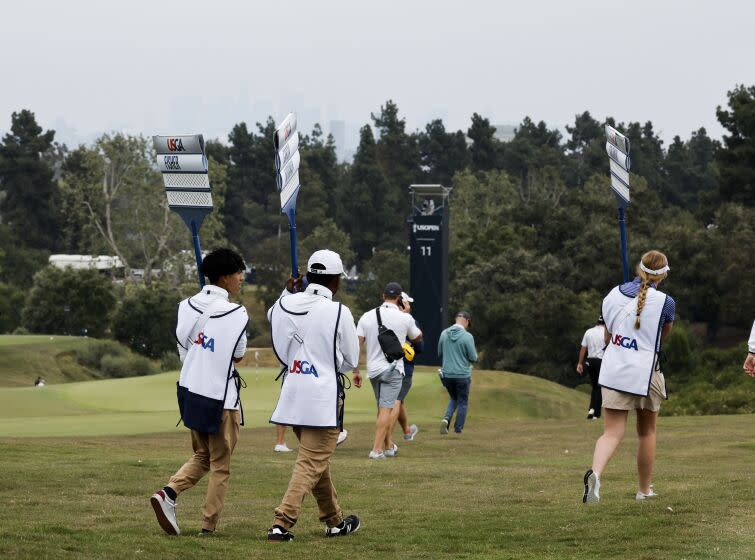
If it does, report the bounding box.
[307,249,344,275]
[400,291,414,303]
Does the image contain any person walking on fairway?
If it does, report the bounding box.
[583,250,675,504]
[150,248,248,536]
[393,292,423,442]
[353,282,423,459]
[267,250,361,541]
[576,316,607,419]
[438,311,478,434]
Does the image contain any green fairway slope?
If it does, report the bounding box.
[0,335,97,387]
[0,367,584,437]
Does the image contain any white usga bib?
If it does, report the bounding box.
[178,300,248,408]
[270,298,343,428]
[599,286,667,397]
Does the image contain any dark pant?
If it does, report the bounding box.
[586,358,602,416]
[443,377,471,432]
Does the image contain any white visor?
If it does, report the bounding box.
[640,262,670,275]
[307,249,344,275]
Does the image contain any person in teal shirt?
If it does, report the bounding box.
[438,311,478,434]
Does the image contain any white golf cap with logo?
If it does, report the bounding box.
[307,249,344,275]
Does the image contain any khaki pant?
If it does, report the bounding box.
[274,423,343,529]
[168,409,240,531]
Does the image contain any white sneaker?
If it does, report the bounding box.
[582,469,600,504]
[274,444,292,453]
[404,424,419,441]
[368,450,386,460]
[384,443,399,457]
[440,418,449,434]
[587,408,595,419]
[337,430,348,447]
[636,486,658,501]
[150,490,181,535]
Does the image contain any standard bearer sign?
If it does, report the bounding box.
[152,133,212,288]
[605,125,630,204]
[152,134,212,211]
[275,113,300,212]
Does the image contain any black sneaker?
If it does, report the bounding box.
[198,528,215,537]
[325,515,360,537]
[268,525,295,542]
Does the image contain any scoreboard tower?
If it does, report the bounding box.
[407,184,452,366]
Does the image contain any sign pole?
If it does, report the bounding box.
[617,204,629,283]
[190,219,205,287]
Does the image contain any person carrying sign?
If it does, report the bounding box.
[353,282,423,459]
[266,249,361,542]
[150,248,248,536]
[583,250,675,504]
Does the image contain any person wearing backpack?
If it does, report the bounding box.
[353,282,423,459]
[438,311,478,434]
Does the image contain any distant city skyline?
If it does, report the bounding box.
[1,1,752,158]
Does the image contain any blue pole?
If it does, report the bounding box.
[286,207,299,278]
[190,219,205,288]
[618,206,629,283]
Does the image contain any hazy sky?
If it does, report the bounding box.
[1,1,752,153]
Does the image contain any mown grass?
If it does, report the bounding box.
[1,348,752,559]
[0,414,753,560]
[0,369,585,438]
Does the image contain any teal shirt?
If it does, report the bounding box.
[438,324,478,378]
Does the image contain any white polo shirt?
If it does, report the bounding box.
[581,325,607,359]
[356,302,422,377]
[749,320,755,353]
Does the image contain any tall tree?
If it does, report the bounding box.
[467,113,499,172]
[418,119,469,186]
[0,110,59,250]
[715,84,755,206]
[565,111,605,187]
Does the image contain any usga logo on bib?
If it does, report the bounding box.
[194,332,215,352]
[612,333,638,351]
[290,360,319,377]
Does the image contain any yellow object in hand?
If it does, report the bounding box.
[402,342,415,362]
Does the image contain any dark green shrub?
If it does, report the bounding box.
[75,339,128,370]
[159,351,182,372]
[100,353,155,378]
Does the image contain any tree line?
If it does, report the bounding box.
[0,85,753,391]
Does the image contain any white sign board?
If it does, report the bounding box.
[152,134,212,210]
[275,113,301,211]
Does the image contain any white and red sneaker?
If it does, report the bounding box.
[150,489,180,535]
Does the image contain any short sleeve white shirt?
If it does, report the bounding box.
[356,303,421,377]
[581,325,607,359]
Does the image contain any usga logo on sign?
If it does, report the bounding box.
[167,138,185,152]
[612,333,638,351]
[290,360,319,377]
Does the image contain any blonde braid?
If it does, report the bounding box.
[633,249,669,330]
[634,277,651,329]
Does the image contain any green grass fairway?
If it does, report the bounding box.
[0,368,581,437]
[0,335,97,387]
[0,415,753,559]
[1,368,753,559]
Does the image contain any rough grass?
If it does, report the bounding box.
[0,335,99,387]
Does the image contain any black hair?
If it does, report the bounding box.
[200,248,245,284]
[306,270,340,291]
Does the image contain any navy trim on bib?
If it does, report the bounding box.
[279,297,308,316]
[211,305,243,319]
[187,298,201,313]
